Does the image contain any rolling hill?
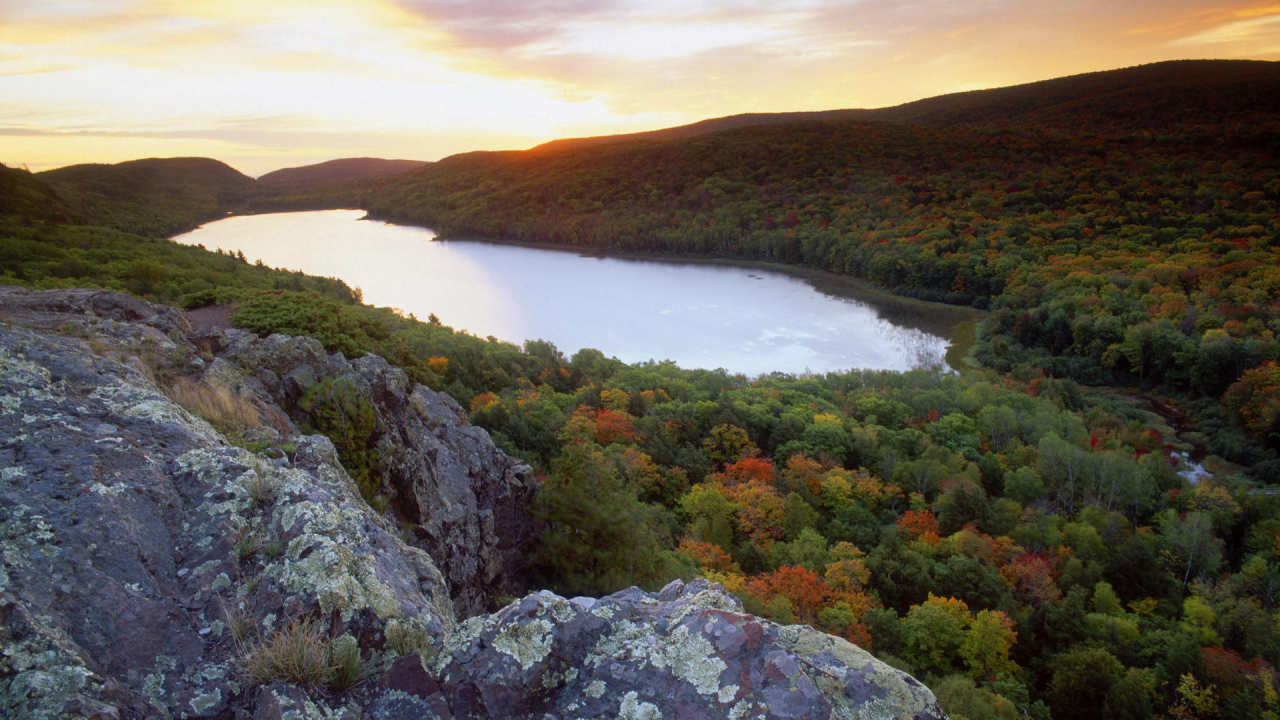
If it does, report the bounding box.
[353,59,1279,398]
[38,157,259,237]
[0,163,80,225]
[532,59,1280,153]
[257,157,429,187]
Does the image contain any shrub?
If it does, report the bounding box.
[327,635,368,692]
[219,599,255,643]
[384,618,436,659]
[297,377,381,507]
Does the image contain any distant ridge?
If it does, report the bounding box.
[38,157,258,237]
[861,58,1280,132]
[258,157,429,188]
[531,110,870,153]
[532,59,1280,152]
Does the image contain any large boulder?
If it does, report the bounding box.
[0,318,453,719]
[432,578,945,720]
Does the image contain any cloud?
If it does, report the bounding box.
[4,0,1280,175]
[1172,12,1280,52]
[395,0,622,50]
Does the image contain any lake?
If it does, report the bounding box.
[173,210,968,376]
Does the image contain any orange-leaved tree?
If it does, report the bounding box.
[746,565,833,624]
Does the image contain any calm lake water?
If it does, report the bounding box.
[173,210,964,376]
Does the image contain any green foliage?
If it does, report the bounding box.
[534,441,677,595]
[932,675,1020,720]
[1048,647,1126,720]
[901,595,972,677]
[0,220,357,305]
[297,378,382,508]
[38,157,259,237]
[326,635,369,692]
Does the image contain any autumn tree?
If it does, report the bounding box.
[900,594,972,676]
[959,609,1018,680]
[745,565,833,624]
[702,423,758,465]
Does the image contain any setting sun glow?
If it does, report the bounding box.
[3,0,1279,175]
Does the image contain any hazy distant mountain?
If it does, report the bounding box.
[38,157,258,237]
[258,158,430,188]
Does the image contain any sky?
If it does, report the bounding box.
[2,0,1278,177]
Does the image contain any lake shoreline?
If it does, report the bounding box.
[373,219,987,372]
[212,207,977,371]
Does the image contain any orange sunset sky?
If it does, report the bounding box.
[2,0,1279,176]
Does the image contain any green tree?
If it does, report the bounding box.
[702,423,757,465]
[933,675,1020,720]
[1104,668,1157,720]
[1048,647,1126,720]
[1161,511,1223,599]
[959,609,1018,680]
[1037,432,1088,514]
[901,594,972,676]
[536,442,670,594]
[298,378,381,507]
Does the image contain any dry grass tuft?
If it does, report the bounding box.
[165,377,261,431]
[244,467,281,508]
[385,618,436,659]
[237,617,333,689]
[229,518,262,561]
[220,599,256,643]
[327,635,368,692]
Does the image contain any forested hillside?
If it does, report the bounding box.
[352,60,1279,433]
[0,162,357,302]
[38,157,261,237]
[533,60,1280,151]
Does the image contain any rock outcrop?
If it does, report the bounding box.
[433,578,943,720]
[204,326,538,618]
[0,287,946,720]
[0,318,453,719]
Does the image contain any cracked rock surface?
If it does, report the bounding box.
[433,578,944,720]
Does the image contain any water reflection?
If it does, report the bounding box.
[173,210,964,376]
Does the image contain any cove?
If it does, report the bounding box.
[173,209,971,376]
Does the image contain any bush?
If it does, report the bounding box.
[298,378,382,508]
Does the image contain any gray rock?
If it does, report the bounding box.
[281,364,317,401]
[218,329,537,618]
[0,313,453,719]
[433,578,946,720]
